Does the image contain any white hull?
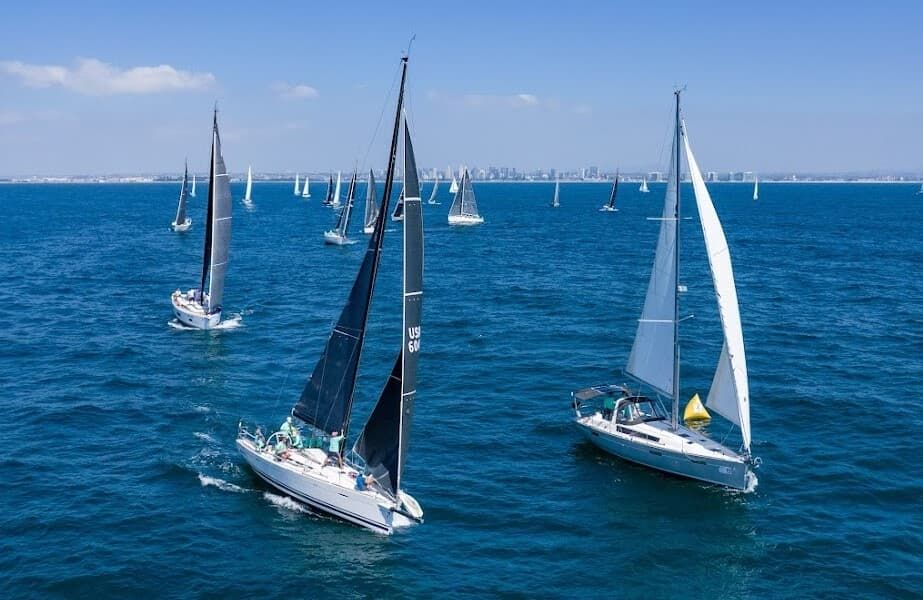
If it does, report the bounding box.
[323,231,354,245]
[237,437,421,534]
[575,412,751,490]
[363,225,375,234]
[242,199,253,208]
[171,289,221,329]
[171,218,192,232]
[448,214,484,226]
[392,215,403,222]
[599,206,618,212]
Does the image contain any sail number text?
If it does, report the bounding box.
[407,326,421,353]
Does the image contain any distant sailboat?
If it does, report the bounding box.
[753,177,759,201]
[449,175,459,195]
[448,169,484,225]
[242,165,253,207]
[392,187,404,221]
[324,172,357,245]
[639,177,650,193]
[572,90,758,491]
[294,173,301,196]
[550,179,560,208]
[237,53,424,533]
[363,170,379,234]
[171,110,233,330]
[323,174,334,206]
[599,171,619,211]
[171,161,192,231]
[331,171,342,208]
[302,175,311,198]
[428,175,439,204]
[918,183,923,195]
[190,174,197,198]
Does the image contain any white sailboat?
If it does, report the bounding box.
[242,165,253,207]
[551,179,560,208]
[447,169,484,225]
[324,172,357,245]
[599,171,620,212]
[294,173,301,196]
[190,173,197,198]
[171,161,192,231]
[363,170,379,234]
[428,175,439,205]
[918,183,923,195]
[302,175,311,198]
[331,171,342,208]
[238,54,424,534]
[572,91,758,491]
[392,187,404,221]
[449,174,459,195]
[753,176,759,201]
[171,110,233,330]
[639,177,650,193]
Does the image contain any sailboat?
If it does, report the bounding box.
[237,53,425,534]
[171,110,233,330]
[302,175,311,198]
[550,178,560,208]
[331,171,342,208]
[918,183,923,195]
[190,174,197,198]
[324,172,357,245]
[449,174,459,195]
[294,173,301,196]
[171,161,192,231]
[428,175,439,205]
[392,187,404,221]
[448,169,484,225]
[242,165,253,207]
[323,174,334,206]
[753,176,759,201]
[599,171,619,212]
[639,177,650,193]
[363,170,379,234]
[572,91,758,491]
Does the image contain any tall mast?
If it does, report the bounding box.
[672,89,682,431]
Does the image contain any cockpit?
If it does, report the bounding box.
[615,396,665,425]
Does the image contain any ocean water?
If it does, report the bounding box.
[0,181,920,598]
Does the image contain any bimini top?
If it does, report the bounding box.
[573,384,629,402]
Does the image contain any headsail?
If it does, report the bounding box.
[683,125,751,452]
[200,111,232,314]
[364,170,379,229]
[293,57,408,438]
[355,121,423,497]
[625,122,679,398]
[174,162,190,224]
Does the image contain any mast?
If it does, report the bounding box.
[672,89,682,431]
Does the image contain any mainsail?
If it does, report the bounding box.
[294,173,300,196]
[606,172,620,209]
[333,172,357,237]
[302,175,311,198]
[449,169,479,217]
[625,117,679,399]
[364,170,379,229]
[355,122,423,497]
[332,172,342,207]
[551,179,560,207]
[449,175,459,194]
[683,125,751,452]
[293,57,408,439]
[428,175,438,204]
[324,174,334,205]
[753,177,759,201]
[174,162,190,224]
[191,174,197,198]
[244,165,253,202]
[199,111,232,314]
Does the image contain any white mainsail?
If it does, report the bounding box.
[625,139,678,398]
[552,179,560,207]
[190,174,197,198]
[243,165,253,203]
[449,175,459,194]
[302,175,311,198]
[753,177,759,201]
[332,171,342,207]
[294,173,301,196]
[683,126,751,452]
[640,177,649,193]
[428,175,439,204]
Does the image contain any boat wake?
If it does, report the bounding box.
[263,491,309,513]
[198,473,249,494]
[194,431,218,445]
[213,315,243,329]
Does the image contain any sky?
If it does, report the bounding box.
[1,0,922,176]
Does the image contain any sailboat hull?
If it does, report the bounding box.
[448,214,484,225]
[598,206,618,212]
[237,438,421,534]
[323,231,355,245]
[363,225,375,234]
[171,289,221,329]
[575,413,751,490]
[171,218,192,232]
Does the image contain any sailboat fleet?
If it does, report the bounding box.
[161,49,759,536]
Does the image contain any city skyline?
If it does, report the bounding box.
[2,1,922,177]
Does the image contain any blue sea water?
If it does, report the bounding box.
[0,181,921,598]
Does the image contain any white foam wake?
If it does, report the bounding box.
[213,314,243,330]
[198,473,247,493]
[263,491,309,513]
[194,431,217,444]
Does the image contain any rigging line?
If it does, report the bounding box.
[359,61,403,176]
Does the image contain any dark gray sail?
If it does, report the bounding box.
[355,124,423,497]
[200,111,232,313]
[392,187,404,220]
[333,172,357,236]
[364,170,379,229]
[174,162,189,224]
[324,174,334,206]
[607,171,620,209]
[293,57,409,438]
[449,169,479,216]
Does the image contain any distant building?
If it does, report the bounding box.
[706,171,717,182]
[648,171,663,182]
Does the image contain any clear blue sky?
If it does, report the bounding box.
[2,0,921,176]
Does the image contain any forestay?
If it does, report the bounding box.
[682,125,751,451]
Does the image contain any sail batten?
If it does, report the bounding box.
[682,125,751,451]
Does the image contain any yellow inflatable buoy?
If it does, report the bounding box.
[683,393,711,423]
